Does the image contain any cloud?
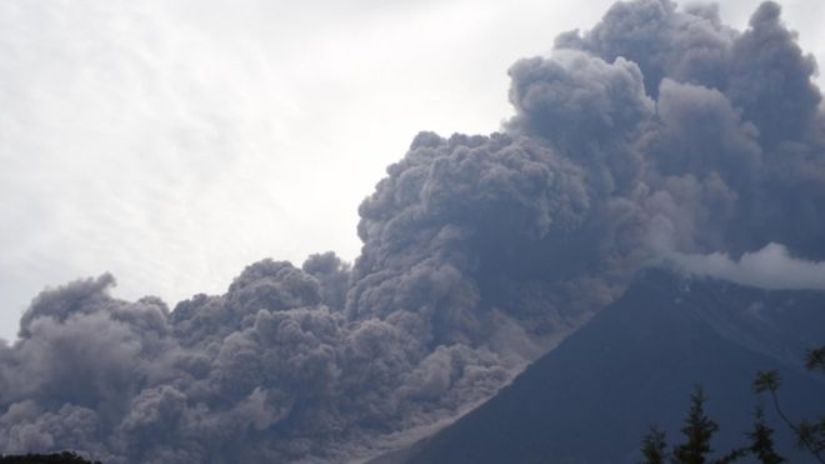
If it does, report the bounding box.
[668,243,825,290]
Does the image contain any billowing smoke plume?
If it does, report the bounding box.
[2,1,825,462]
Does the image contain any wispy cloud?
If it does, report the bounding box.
[668,243,825,290]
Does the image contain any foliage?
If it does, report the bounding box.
[671,387,720,464]
[0,452,100,464]
[748,406,784,464]
[641,426,668,464]
[642,345,824,464]
[753,366,824,462]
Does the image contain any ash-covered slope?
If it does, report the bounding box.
[401,269,825,464]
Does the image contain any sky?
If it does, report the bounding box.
[1,0,824,342]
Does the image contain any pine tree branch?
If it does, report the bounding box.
[769,390,825,464]
[714,447,748,463]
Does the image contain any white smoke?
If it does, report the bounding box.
[668,242,825,290]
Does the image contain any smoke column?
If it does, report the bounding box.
[2,1,825,462]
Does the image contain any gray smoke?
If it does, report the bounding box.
[2,1,825,462]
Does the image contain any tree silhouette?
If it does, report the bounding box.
[672,386,719,464]
[0,452,100,464]
[754,347,825,463]
[641,425,668,464]
[641,387,746,464]
[643,345,825,464]
[748,405,784,464]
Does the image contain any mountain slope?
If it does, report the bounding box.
[400,269,825,463]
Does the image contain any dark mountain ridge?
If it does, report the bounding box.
[393,269,825,463]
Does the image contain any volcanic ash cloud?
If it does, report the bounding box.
[2,1,825,462]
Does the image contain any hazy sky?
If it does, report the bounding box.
[1,0,823,341]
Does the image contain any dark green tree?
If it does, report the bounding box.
[640,388,747,464]
[806,347,825,373]
[672,386,719,464]
[797,348,825,457]
[0,452,100,464]
[754,353,825,464]
[641,425,668,464]
[643,346,825,464]
[748,405,784,464]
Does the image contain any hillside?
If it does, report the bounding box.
[397,270,825,463]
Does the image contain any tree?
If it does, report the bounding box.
[748,405,784,464]
[0,452,100,464]
[672,386,719,464]
[641,425,668,464]
[754,347,825,463]
[640,390,768,464]
[642,345,824,464]
[798,348,825,457]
